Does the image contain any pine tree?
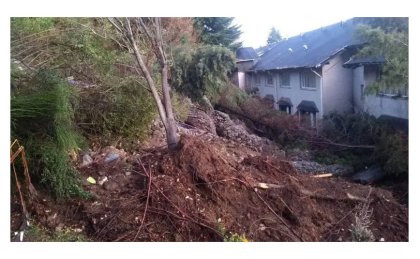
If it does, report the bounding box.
[194,17,242,50]
[267,27,282,44]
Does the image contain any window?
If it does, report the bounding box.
[255,74,261,85]
[300,71,316,89]
[266,74,274,86]
[280,72,290,87]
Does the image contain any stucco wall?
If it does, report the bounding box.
[364,95,408,119]
[353,65,408,119]
[352,66,365,113]
[237,72,245,89]
[322,52,354,115]
[250,69,322,117]
[237,60,256,72]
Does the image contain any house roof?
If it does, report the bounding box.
[255,43,278,56]
[236,47,258,61]
[277,97,293,106]
[263,94,275,103]
[297,100,319,113]
[343,56,385,68]
[252,19,362,71]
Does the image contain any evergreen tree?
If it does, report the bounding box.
[194,17,242,50]
[267,27,282,44]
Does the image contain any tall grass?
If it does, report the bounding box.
[11,70,88,199]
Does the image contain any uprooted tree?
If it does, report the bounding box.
[108,17,179,149]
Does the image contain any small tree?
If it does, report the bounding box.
[108,17,179,149]
[267,27,282,44]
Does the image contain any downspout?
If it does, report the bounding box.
[311,68,323,117]
[311,68,323,131]
[274,71,278,110]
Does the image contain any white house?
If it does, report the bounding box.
[236,18,408,126]
[343,57,408,120]
[231,47,258,90]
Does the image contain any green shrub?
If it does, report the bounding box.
[11,70,88,199]
[75,77,156,145]
[216,84,249,113]
[374,132,408,176]
[172,44,235,101]
[171,90,191,122]
[319,112,408,177]
[11,17,55,36]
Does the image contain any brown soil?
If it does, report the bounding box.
[13,134,408,242]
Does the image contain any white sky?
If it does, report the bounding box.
[234,16,353,48]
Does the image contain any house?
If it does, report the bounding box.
[343,57,408,120]
[231,47,258,90]
[236,18,408,126]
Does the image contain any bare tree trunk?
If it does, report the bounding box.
[161,63,180,149]
[117,17,179,150]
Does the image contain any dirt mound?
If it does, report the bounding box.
[21,135,408,242]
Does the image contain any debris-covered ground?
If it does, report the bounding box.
[11,110,408,242]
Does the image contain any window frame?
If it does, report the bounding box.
[299,71,317,90]
[255,73,261,85]
[279,72,291,88]
[266,73,274,87]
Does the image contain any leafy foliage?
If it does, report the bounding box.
[12,17,158,146]
[267,27,282,44]
[355,18,408,95]
[319,112,408,177]
[194,17,242,50]
[11,17,55,36]
[172,44,235,101]
[75,76,156,145]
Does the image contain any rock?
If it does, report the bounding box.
[199,95,214,113]
[81,154,93,167]
[94,146,127,164]
[104,152,119,163]
[103,180,119,192]
[287,148,312,161]
[352,166,385,184]
[212,110,280,154]
[98,176,108,186]
[186,107,216,134]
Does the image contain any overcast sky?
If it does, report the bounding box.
[234,16,353,48]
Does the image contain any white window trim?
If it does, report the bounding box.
[279,72,291,88]
[300,71,317,90]
[266,73,274,87]
[255,74,261,86]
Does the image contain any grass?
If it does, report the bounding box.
[11,70,88,199]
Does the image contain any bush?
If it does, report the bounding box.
[75,76,156,146]
[216,84,249,113]
[374,131,408,177]
[319,112,408,177]
[11,70,88,199]
[172,44,235,102]
[171,90,192,122]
